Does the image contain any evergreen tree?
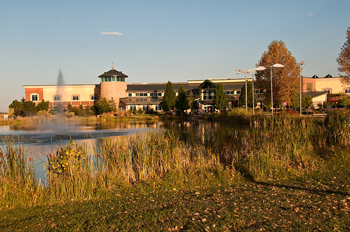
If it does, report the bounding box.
[175,85,189,114]
[239,81,257,108]
[213,84,229,111]
[337,27,350,84]
[36,100,49,111]
[22,101,37,116]
[95,97,116,114]
[188,90,195,110]
[255,40,300,107]
[9,99,23,116]
[162,81,176,111]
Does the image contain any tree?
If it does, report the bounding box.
[162,81,176,112]
[188,90,195,110]
[293,95,313,110]
[239,81,257,108]
[175,85,189,114]
[95,97,116,114]
[9,100,23,116]
[36,100,49,111]
[255,40,300,107]
[22,101,37,116]
[213,84,229,111]
[337,27,350,84]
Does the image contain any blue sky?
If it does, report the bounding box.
[1,0,349,111]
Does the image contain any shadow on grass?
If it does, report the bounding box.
[252,180,349,196]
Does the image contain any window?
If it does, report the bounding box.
[91,95,98,100]
[254,90,260,94]
[112,77,115,81]
[236,91,241,94]
[128,93,133,97]
[72,95,79,101]
[323,89,331,93]
[155,105,161,111]
[54,95,61,101]
[136,92,147,97]
[307,83,313,92]
[31,94,38,101]
[345,88,350,94]
[158,93,162,96]
[129,105,137,111]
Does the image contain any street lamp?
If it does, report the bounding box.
[255,64,284,117]
[298,61,306,116]
[236,69,254,112]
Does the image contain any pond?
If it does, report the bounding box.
[0,120,165,180]
[0,119,243,181]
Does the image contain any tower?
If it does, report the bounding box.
[98,64,128,109]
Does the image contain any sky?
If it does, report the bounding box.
[1,0,349,112]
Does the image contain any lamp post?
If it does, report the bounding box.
[247,69,255,115]
[236,69,255,112]
[255,64,284,117]
[298,61,306,116]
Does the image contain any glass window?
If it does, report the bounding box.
[128,93,132,97]
[91,95,98,100]
[31,94,38,101]
[345,88,350,93]
[72,95,79,101]
[143,105,148,111]
[112,77,115,81]
[54,96,60,101]
[158,93,162,96]
[307,83,313,92]
[323,89,331,93]
[236,91,241,94]
[155,105,161,111]
[107,77,111,82]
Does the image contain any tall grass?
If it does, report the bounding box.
[1,110,350,210]
[0,137,44,209]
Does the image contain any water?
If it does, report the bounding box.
[0,121,164,180]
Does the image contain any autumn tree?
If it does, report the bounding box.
[337,27,350,84]
[175,85,189,114]
[255,40,300,108]
[213,84,229,111]
[162,81,176,112]
[239,81,257,108]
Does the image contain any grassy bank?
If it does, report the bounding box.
[1,110,350,230]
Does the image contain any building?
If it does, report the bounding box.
[23,67,349,112]
[23,66,254,113]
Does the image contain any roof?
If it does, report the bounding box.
[127,82,194,92]
[127,80,246,92]
[98,69,128,78]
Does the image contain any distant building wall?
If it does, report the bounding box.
[100,82,127,108]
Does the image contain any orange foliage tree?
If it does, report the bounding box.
[337,27,350,84]
[255,40,300,107]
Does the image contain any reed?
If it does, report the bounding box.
[0,137,44,210]
[1,110,350,209]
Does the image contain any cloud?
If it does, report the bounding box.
[61,20,68,23]
[100,32,124,36]
[314,5,318,10]
[308,12,315,16]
